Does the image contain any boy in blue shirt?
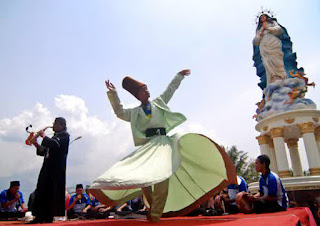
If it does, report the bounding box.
[249,154,288,213]
[67,184,92,219]
[224,175,249,213]
[0,181,27,220]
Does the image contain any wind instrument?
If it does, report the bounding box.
[25,125,53,146]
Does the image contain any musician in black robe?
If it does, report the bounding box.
[31,117,70,223]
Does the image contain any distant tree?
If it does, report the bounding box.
[224,145,259,183]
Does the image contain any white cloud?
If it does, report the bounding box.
[172,121,217,142]
[0,95,134,193]
[0,103,52,143]
[55,95,88,116]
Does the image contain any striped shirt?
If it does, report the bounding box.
[259,171,288,209]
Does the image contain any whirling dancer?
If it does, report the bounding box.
[89,69,236,222]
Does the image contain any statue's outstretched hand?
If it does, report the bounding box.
[179,69,191,76]
[105,80,116,91]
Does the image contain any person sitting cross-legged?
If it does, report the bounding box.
[89,194,113,219]
[129,196,147,214]
[224,175,249,214]
[67,184,93,219]
[0,181,28,220]
[248,154,288,213]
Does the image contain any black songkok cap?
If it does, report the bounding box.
[55,117,66,128]
[76,184,83,189]
[10,181,20,187]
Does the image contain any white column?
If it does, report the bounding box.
[315,127,320,155]
[268,141,279,174]
[286,139,303,177]
[256,134,270,155]
[270,127,291,177]
[299,122,320,175]
[256,134,279,173]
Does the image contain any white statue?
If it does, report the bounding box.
[253,14,287,85]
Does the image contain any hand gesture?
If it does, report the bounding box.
[38,130,45,138]
[32,141,40,148]
[247,194,256,202]
[15,192,20,200]
[76,195,81,201]
[178,69,191,76]
[105,80,116,91]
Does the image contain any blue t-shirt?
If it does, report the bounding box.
[259,171,288,209]
[227,176,249,200]
[91,197,102,207]
[129,196,143,212]
[69,194,91,213]
[0,190,24,212]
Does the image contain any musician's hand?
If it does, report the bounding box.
[32,141,39,148]
[38,131,45,138]
[105,80,116,91]
[247,194,253,200]
[178,69,191,76]
[248,194,259,202]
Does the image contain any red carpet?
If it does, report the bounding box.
[0,207,316,226]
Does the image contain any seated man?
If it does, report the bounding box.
[115,198,147,219]
[202,196,215,216]
[0,181,27,220]
[87,191,113,219]
[129,196,147,214]
[27,190,35,213]
[224,175,249,213]
[116,202,132,216]
[91,201,113,219]
[213,176,249,214]
[67,184,92,219]
[249,154,288,213]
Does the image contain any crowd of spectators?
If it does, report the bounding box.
[65,184,147,220]
[0,154,290,221]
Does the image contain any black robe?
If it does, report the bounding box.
[32,129,70,217]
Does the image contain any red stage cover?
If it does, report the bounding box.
[0,207,316,226]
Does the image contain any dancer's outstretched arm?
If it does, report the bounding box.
[160,69,190,104]
[106,80,131,122]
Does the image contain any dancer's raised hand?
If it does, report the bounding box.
[105,80,116,91]
[179,69,191,76]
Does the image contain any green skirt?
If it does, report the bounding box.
[89,133,236,216]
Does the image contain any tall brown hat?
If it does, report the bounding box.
[122,76,146,99]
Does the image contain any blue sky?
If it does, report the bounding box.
[0,0,320,198]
